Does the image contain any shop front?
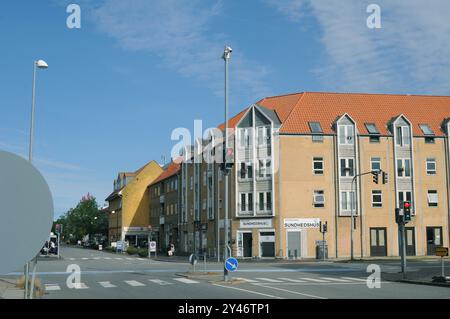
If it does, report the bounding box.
[236,218,274,258]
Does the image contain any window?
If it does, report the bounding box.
[369,136,380,143]
[258,192,272,212]
[313,157,324,175]
[258,159,271,179]
[239,162,253,180]
[371,157,381,172]
[419,124,434,136]
[365,123,380,135]
[396,126,411,146]
[397,159,411,177]
[257,126,271,147]
[340,191,356,212]
[238,128,251,148]
[239,193,253,213]
[309,122,324,143]
[372,190,382,208]
[426,158,436,175]
[313,190,325,208]
[339,125,354,145]
[428,190,438,207]
[340,158,355,177]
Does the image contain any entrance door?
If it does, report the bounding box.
[405,227,416,256]
[287,231,301,259]
[260,232,275,257]
[243,233,253,257]
[370,228,387,257]
[426,227,443,255]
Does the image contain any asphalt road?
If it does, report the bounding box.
[2,246,450,299]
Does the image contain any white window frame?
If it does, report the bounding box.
[397,158,411,178]
[426,158,436,175]
[427,190,438,207]
[257,191,272,212]
[396,126,411,147]
[371,157,381,172]
[238,128,252,148]
[398,191,412,208]
[339,125,355,145]
[340,157,355,177]
[239,161,253,180]
[371,190,382,208]
[239,192,254,214]
[313,190,325,208]
[340,191,356,212]
[257,158,272,179]
[313,157,324,175]
[257,125,270,148]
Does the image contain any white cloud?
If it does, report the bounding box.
[90,0,271,99]
[267,0,450,94]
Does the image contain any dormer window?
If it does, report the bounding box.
[339,125,354,145]
[419,124,435,144]
[365,123,380,143]
[396,126,411,146]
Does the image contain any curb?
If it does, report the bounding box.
[389,279,450,288]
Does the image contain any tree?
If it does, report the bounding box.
[56,193,108,243]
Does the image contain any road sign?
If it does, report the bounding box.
[116,241,124,251]
[225,257,238,272]
[189,254,198,265]
[149,241,157,252]
[436,247,449,257]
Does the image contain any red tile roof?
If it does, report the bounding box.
[221,92,450,136]
[150,161,181,186]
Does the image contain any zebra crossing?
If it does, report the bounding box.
[44,277,200,292]
[235,276,369,285]
[65,256,152,262]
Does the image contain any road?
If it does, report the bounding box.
[2,246,450,299]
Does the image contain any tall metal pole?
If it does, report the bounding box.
[223,46,232,282]
[350,176,356,261]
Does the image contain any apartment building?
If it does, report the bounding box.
[174,92,450,260]
[148,161,181,252]
[104,161,163,246]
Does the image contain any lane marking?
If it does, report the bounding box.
[149,279,173,285]
[255,277,283,283]
[213,283,283,299]
[320,277,351,282]
[81,257,89,260]
[277,277,306,283]
[300,277,328,283]
[98,281,116,288]
[253,284,326,299]
[137,258,146,261]
[125,280,146,287]
[341,277,367,282]
[104,257,112,260]
[45,284,61,291]
[173,278,199,284]
[126,258,134,260]
[114,258,123,260]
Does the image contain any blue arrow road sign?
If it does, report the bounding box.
[225,257,238,272]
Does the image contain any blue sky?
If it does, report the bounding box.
[1,0,450,218]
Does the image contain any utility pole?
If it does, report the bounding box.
[222,46,232,282]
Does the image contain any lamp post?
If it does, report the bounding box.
[25,59,48,299]
[222,46,232,282]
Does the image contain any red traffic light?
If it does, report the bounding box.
[404,202,410,209]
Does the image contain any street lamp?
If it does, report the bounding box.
[25,59,48,299]
[222,46,232,282]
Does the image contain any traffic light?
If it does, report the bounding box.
[221,147,234,174]
[322,222,328,233]
[372,170,379,184]
[403,201,412,222]
[382,171,388,184]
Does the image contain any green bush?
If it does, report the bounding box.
[126,246,138,255]
[137,248,148,258]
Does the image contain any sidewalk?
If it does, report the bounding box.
[0,278,23,299]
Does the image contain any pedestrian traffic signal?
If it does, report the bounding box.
[221,147,234,174]
[403,201,412,222]
[372,170,379,184]
[382,171,388,184]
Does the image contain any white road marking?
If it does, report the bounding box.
[320,277,351,282]
[299,277,328,283]
[98,281,116,288]
[81,257,89,260]
[126,258,134,260]
[104,257,112,260]
[137,258,146,261]
[213,284,283,299]
[45,284,61,291]
[114,258,123,260]
[235,277,259,283]
[277,277,306,283]
[254,284,326,299]
[255,277,283,283]
[149,279,173,285]
[73,283,89,289]
[125,280,146,287]
[68,258,75,261]
[173,278,199,284]
[341,277,368,282]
